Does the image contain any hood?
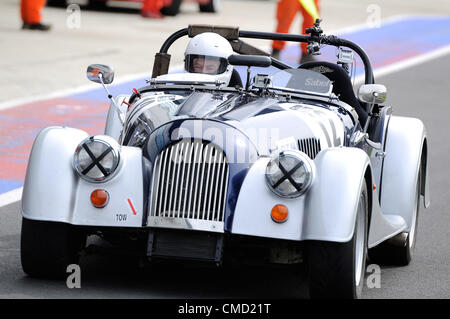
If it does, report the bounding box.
[124,90,346,157]
[225,102,346,156]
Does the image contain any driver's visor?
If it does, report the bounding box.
[185,55,228,75]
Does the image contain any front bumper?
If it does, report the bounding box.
[146,228,303,265]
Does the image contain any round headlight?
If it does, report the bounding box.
[265,150,314,198]
[73,136,120,182]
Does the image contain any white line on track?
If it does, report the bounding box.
[0,187,23,207]
[0,64,185,111]
[0,72,148,111]
[329,14,450,36]
[1,15,450,207]
[353,44,450,84]
[369,45,450,81]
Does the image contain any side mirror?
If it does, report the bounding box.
[87,64,114,84]
[357,84,387,104]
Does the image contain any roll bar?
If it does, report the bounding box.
[152,23,374,85]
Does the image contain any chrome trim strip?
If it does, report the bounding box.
[148,216,224,233]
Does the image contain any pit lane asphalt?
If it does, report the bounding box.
[0,53,449,299]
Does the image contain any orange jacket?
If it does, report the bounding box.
[142,0,165,13]
[272,0,321,53]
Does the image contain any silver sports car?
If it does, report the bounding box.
[20,21,430,299]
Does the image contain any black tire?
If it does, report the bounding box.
[160,0,181,16]
[46,0,67,7]
[368,166,422,266]
[199,0,220,13]
[20,218,85,279]
[307,182,368,299]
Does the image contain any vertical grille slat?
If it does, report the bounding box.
[202,145,213,220]
[180,141,193,218]
[196,144,206,220]
[217,156,227,222]
[314,139,318,157]
[210,155,222,222]
[167,146,177,216]
[307,138,312,159]
[187,142,200,218]
[220,165,229,222]
[174,143,184,216]
[316,139,321,158]
[166,144,179,216]
[158,148,169,216]
[206,149,219,221]
[150,154,161,217]
[150,140,229,226]
[298,137,322,159]
[175,142,186,218]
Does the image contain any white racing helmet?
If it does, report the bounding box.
[184,32,234,86]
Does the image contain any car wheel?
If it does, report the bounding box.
[368,166,422,266]
[307,182,368,299]
[161,0,182,16]
[20,218,86,279]
[199,0,221,13]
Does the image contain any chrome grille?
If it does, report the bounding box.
[149,139,229,232]
[298,138,321,159]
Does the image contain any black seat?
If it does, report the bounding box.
[299,61,367,125]
[228,68,243,88]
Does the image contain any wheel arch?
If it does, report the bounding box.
[380,116,429,231]
[364,166,373,231]
[420,137,430,208]
[302,147,372,243]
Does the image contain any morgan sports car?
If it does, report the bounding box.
[20,21,430,299]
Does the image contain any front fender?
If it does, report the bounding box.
[231,147,370,242]
[380,116,429,231]
[303,147,370,242]
[22,127,88,223]
[22,127,144,227]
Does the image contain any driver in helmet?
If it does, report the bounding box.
[184,32,236,86]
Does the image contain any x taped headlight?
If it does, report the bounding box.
[73,136,120,182]
[265,150,314,198]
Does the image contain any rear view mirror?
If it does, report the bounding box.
[87,64,114,84]
[228,54,272,68]
[228,55,272,90]
[357,84,387,104]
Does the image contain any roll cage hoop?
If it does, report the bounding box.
[151,20,374,85]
